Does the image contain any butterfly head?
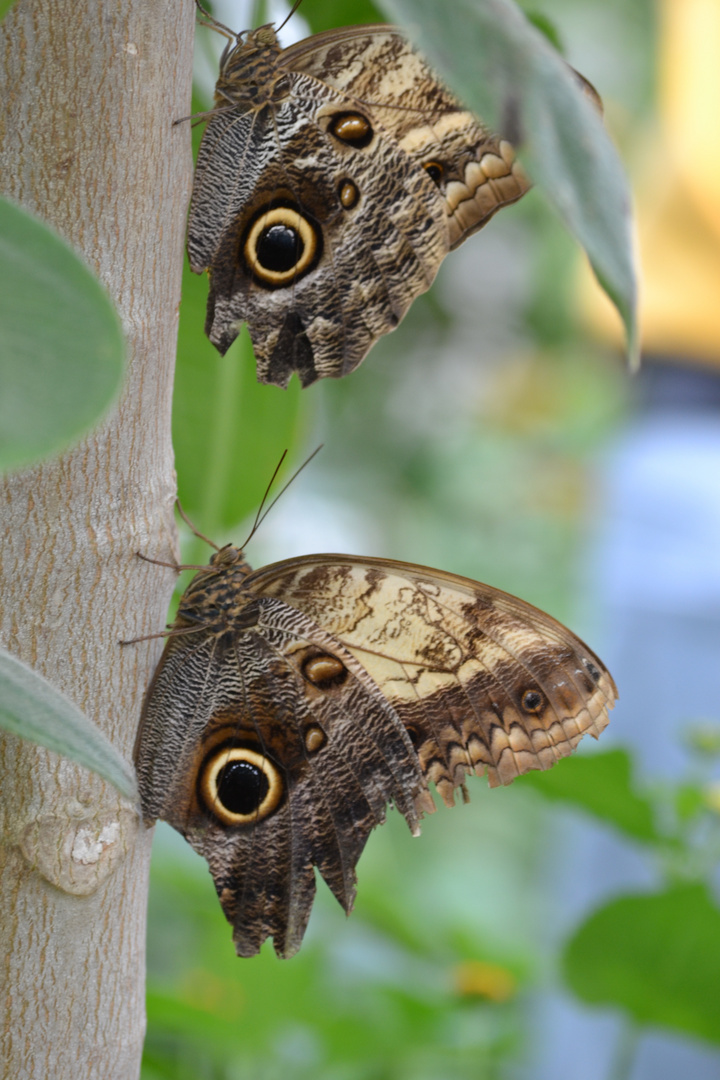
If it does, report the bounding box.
[217,24,285,107]
[208,543,252,575]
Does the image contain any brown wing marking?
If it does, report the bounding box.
[247,556,617,802]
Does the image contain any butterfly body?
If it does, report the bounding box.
[188,24,530,386]
[135,545,616,958]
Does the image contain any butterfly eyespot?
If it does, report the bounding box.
[405,726,420,748]
[243,205,321,287]
[329,112,373,148]
[521,690,544,714]
[584,659,601,683]
[423,161,445,185]
[304,725,326,753]
[338,179,360,209]
[199,746,284,826]
[302,653,347,689]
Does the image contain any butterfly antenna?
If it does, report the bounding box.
[240,445,323,549]
[276,0,305,34]
[176,497,222,551]
[194,0,237,41]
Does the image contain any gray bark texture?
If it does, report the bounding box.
[0,0,194,1076]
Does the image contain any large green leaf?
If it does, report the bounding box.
[174,258,307,536]
[304,0,385,32]
[0,648,138,800]
[0,197,125,471]
[564,885,720,1044]
[518,749,661,844]
[377,0,638,363]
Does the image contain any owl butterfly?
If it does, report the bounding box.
[134,542,616,958]
[188,10,540,387]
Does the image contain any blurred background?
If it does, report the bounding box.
[142,1,720,1077]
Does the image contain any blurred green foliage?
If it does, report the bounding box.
[0,197,125,472]
[144,0,720,1078]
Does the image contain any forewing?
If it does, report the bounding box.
[247,555,617,803]
[284,26,531,249]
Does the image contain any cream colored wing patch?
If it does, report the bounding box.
[247,555,617,801]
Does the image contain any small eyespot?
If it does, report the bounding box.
[199,745,284,826]
[584,659,601,683]
[243,205,321,287]
[329,112,373,148]
[423,161,445,186]
[522,690,544,714]
[405,726,420,748]
[302,653,347,689]
[304,725,326,753]
[338,179,360,209]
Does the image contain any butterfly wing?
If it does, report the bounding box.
[187,26,529,387]
[134,597,425,958]
[246,554,617,801]
[284,26,530,251]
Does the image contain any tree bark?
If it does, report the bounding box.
[0,1,194,1076]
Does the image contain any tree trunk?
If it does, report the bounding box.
[0,1,193,1076]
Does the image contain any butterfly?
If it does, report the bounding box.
[187,13,535,387]
[134,541,616,957]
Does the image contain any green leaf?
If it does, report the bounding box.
[0,0,17,20]
[564,884,720,1044]
[524,12,564,53]
[304,0,386,32]
[377,0,638,363]
[0,648,138,800]
[174,257,307,536]
[518,749,661,843]
[0,197,125,471]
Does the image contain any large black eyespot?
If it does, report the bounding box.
[257,224,302,273]
[199,745,284,825]
[243,205,321,287]
[328,112,373,148]
[217,758,269,814]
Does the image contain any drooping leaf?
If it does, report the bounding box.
[564,885,720,1044]
[377,0,638,363]
[0,648,138,800]
[0,197,125,471]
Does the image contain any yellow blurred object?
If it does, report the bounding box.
[581,0,720,364]
[453,959,517,1002]
[663,0,720,239]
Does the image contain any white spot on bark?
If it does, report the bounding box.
[71,821,121,865]
[20,808,138,895]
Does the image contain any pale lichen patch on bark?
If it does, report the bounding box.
[19,807,138,896]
